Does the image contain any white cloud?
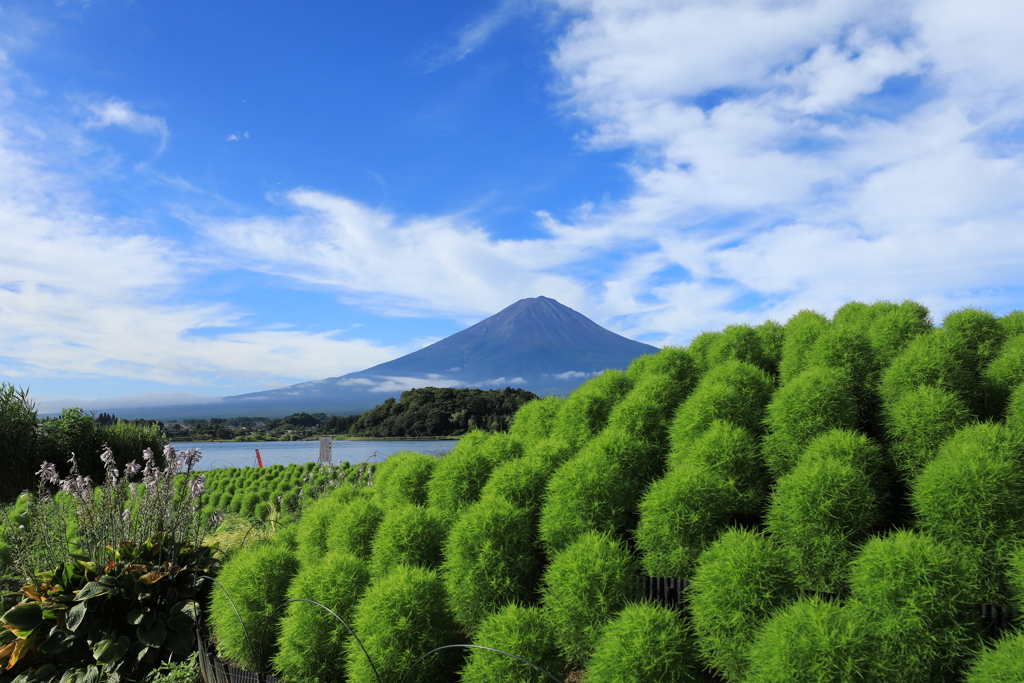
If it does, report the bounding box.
[431,0,530,68]
[226,131,249,142]
[84,99,170,153]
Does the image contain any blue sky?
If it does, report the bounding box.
[3,0,1024,414]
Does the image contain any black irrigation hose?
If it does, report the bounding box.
[256,598,382,683]
[398,644,565,683]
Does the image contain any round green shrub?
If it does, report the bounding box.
[344,564,461,683]
[667,420,767,515]
[832,300,876,331]
[625,346,697,386]
[690,324,776,376]
[441,496,542,632]
[368,503,447,578]
[965,629,1024,683]
[272,551,370,683]
[765,453,882,592]
[885,384,973,481]
[879,328,978,414]
[553,370,633,451]
[754,319,785,375]
[540,531,640,666]
[762,365,859,478]
[325,495,385,560]
[634,462,738,578]
[295,494,348,566]
[209,542,300,671]
[479,454,554,517]
[804,326,880,419]
[523,436,576,469]
[605,373,692,471]
[1009,545,1024,614]
[688,330,724,374]
[459,603,567,683]
[847,530,983,683]
[426,440,498,524]
[688,528,796,682]
[982,334,1024,413]
[239,491,258,518]
[866,299,933,368]
[911,422,1024,600]
[1007,381,1024,434]
[253,501,270,520]
[778,309,831,384]
[669,359,776,450]
[584,602,702,683]
[509,395,564,443]
[999,310,1024,337]
[476,431,526,465]
[943,307,1006,375]
[800,428,891,494]
[743,597,874,683]
[372,450,437,509]
[538,429,647,554]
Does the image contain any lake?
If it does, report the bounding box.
[170,439,458,471]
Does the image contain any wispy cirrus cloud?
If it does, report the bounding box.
[83,98,170,154]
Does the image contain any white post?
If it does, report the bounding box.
[318,436,333,464]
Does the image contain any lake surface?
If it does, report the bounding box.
[171,439,458,471]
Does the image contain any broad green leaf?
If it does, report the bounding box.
[38,627,77,655]
[2,603,43,632]
[92,634,129,665]
[126,609,145,626]
[33,663,60,681]
[166,600,198,630]
[164,628,194,656]
[136,619,166,648]
[75,582,114,601]
[66,601,87,632]
[75,665,99,683]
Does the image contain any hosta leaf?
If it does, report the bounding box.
[96,577,118,588]
[75,665,99,683]
[136,619,166,648]
[59,668,76,683]
[66,602,87,632]
[92,635,129,665]
[33,663,60,681]
[75,583,114,601]
[164,628,194,656]
[39,627,77,655]
[166,601,198,630]
[2,603,43,632]
[126,609,145,626]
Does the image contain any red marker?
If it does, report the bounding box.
[255,448,264,468]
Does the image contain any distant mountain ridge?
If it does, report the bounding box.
[108,297,660,419]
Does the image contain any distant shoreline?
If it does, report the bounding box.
[168,435,462,443]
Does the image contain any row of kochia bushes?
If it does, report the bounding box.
[207,301,1024,683]
[198,460,374,523]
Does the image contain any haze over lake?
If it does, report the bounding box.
[176,439,457,471]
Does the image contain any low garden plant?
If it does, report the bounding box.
[459,603,567,683]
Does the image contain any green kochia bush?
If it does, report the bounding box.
[743,597,873,683]
[553,370,633,451]
[688,528,796,683]
[326,494,385,560]
[669,359,776,450]
[634,462,740,579]
[427,437,499,524]
[982,334,1024,413]
[943,308,1006,377]
[761,365,859,478]
[804,326,881,421]
[295,494,348,566]
[1007,382,1024,434]
[478,454,553,517]
[372,450,437,509]
[885,384,973,481]
[605,373,692,473]
[209,543,300,671]
[879,328,977,414]
[965,630,1024,683]
[541,531,640,667]
[584,603,702,683]
[864,299,933,367]
[765,449,882,593]
[848,530,983,683]
[688,324,777,376]
[538,429,647,554]
[1009,545,1024,614]
[344,564,462,683]
[625,346,696,386]
[778,309,831,384]
[460,603,567,683]
[509,395,564,443]
[442,495,542,633]
[667,420,767,516]
[911,422,1024,601]
[272,551,370,683]
[369,503,447,579]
